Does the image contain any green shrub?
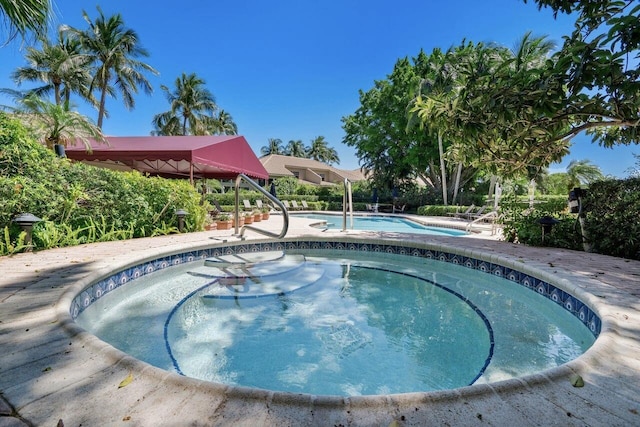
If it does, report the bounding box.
[0,113,207,253]
[417,205,462,216]
[584,178,640,260]
[498,193,583,250]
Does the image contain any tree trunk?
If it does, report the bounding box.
[487,175,496,205]
[452,162,462,204]
[438,132,448,205]
[97,85,107,129]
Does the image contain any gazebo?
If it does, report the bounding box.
[64,135,268,184]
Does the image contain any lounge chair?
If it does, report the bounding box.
[242,199,253,211]
[211,199,224,213]
[291,200,302,210]
[255,199,264,210]
[468,206,487,220]
[450,205,475,220]
[393,204,406,214]
[301,200,310,210]
[282,200,291,210]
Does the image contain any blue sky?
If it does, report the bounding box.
[1,0,637,177]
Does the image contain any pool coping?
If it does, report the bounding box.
[1,216,639,426]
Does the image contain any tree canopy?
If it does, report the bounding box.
[346,1,639,185]
[0,0,51,44]
[65,6,158,129]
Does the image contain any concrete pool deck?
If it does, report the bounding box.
[1,214,639,426]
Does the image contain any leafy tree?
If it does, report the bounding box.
[12,94,105,151]
[152,72,218,136]
[307,136,339,165]
[66,7,158,129]
[540,172,571,195]
[260,138,284,156]
[523,0,640,147]
[414,0,639,177]
[11,28,94,107]
[411,33,569,179]
[284,139,307,157]
[343,50,478,201]
[343,56,425,189]
[0,0,51,44]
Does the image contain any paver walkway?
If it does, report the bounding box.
[1,215,639,426]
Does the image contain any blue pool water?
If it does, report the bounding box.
[294,213,466,236]
[77,249,594,396]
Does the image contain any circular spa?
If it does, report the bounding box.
[72,239,599,397]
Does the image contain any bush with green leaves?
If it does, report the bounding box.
[584,178,640,260]
[0,113,207,254]
[498,193,584,250]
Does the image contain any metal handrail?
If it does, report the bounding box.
[342,178,353,231]
[234,174,289,239]
[465,210,498,233]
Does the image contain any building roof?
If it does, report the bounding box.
[260,154,366,184]
[65,135,268,181]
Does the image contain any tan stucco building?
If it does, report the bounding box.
[259,154,366,185]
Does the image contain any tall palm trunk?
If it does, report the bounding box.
[97,85,108,129]
[452,162,462,204]
[438,132,448,205]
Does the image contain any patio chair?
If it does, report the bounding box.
[211,199,224,213]
[282,200,291,210]
[255,199,264,210]
[242,199,253,211]
[468,206,487,220]
[301,200,310,210]
[291,200,302,210]
[449,204,475,219]
[393,204,406,214]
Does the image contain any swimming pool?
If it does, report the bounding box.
[293,213,467,236]
[74,239,597,397]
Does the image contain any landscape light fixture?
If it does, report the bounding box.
[12,213,42,251]
[175,209,188,233]
[538,215,560,244]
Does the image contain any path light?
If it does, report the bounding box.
[538,216,560,244]
[12,213,42,251]
[175,209,188,233]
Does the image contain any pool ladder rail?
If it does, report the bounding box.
[234,173,289,239]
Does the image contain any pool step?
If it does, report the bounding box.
[192,254,306,279]
[203,250,286,267]
[200,263,326,299]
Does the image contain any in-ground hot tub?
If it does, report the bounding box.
[70,237,599,397]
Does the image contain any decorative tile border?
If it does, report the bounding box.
[70,240,601,337]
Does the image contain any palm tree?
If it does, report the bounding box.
[566,159,603,190]
[307,136,339,165]
[511,31,556,72]
[210,110,237,135]
[0,0,51,44]
[13,94,105,152]
[68,7,158,129]
[285,139,306,157]
[12,28,95,107]
[152,72,218,136]
[260,138,284,156]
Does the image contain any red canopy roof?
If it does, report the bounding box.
[65,135,268,181]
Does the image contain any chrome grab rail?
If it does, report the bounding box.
[234,174,289,239]
[465,210,498,233]
[342,178,353,231]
